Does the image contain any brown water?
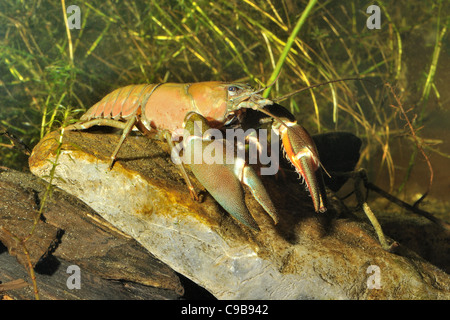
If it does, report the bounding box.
[370,25,450,213]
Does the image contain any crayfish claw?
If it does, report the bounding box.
[277,121,327,213]
[189,160,260,231]
[241,166,279,225]
[182,111,280,231]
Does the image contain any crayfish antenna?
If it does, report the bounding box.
[252,73,282,96]
[272,77,370,103]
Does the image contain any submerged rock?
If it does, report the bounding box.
[28,129,450,299]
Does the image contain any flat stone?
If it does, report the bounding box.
[29,129,450,299]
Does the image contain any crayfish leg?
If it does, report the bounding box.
[65,118,129,131]
[108,116,138,169]
[65,117,136,170]
[163,131,201,202]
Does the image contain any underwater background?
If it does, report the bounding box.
[0,0,448,221]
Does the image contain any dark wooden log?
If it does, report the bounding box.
[0,168,184,300]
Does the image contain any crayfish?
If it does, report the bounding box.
[66,82,327,230]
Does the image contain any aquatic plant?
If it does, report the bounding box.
[0,0,448,194]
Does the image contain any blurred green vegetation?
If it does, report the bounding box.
[0,0,448,194]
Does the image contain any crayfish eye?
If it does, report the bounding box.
[227,86,240,96]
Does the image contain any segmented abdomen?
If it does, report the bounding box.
[80,84,160,121]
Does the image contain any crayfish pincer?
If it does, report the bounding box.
[181,111,279,230]
[65,81,327,230]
